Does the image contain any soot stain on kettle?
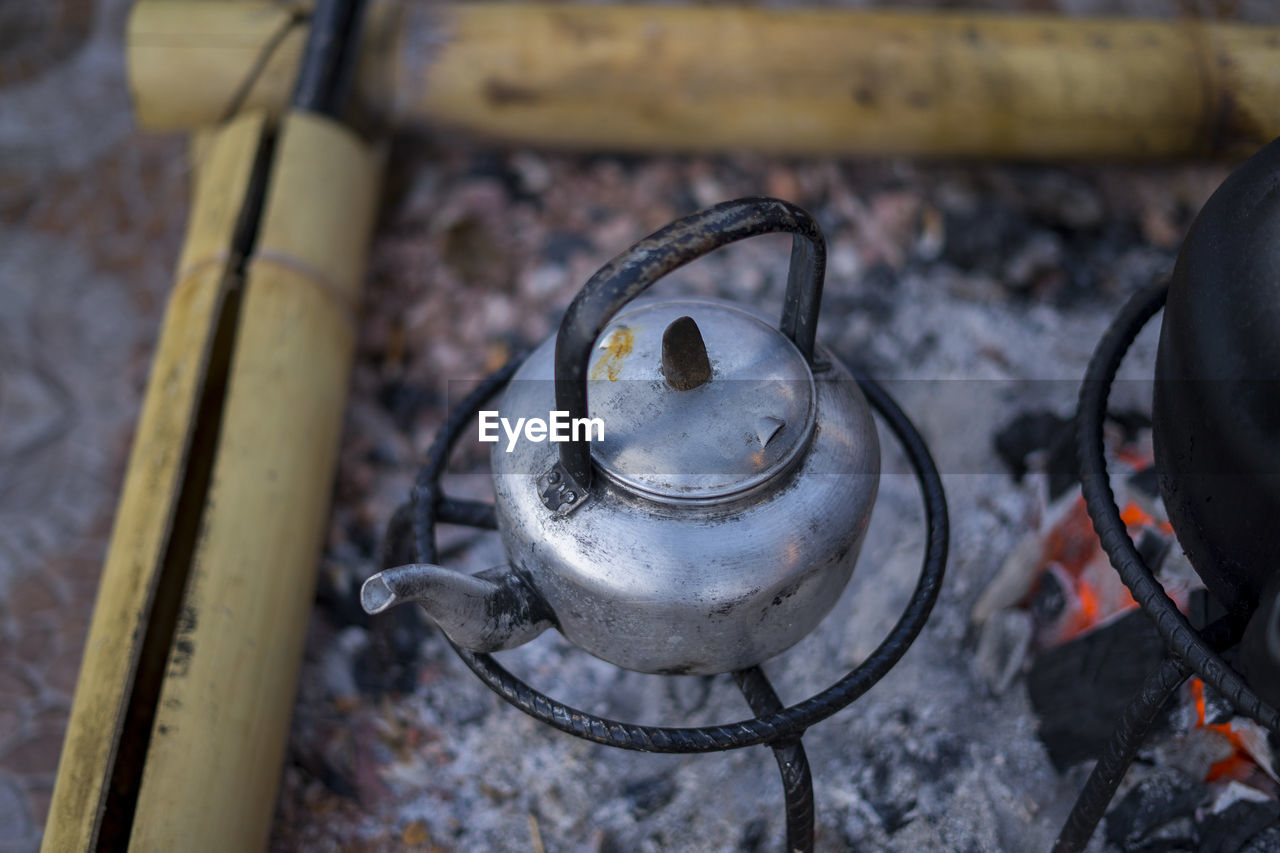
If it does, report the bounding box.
[711,587,762,617]
[771,580,803,609]
[482,566,558,632]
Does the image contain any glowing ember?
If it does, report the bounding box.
[1190,678,1267,786]
[1032,497,1147,645]
[1118,500,1173,536]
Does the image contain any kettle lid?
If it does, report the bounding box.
[586,298,816,503]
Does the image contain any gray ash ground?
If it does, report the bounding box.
[271,144,1241,851]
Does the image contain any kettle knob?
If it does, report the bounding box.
[661,316,712,391]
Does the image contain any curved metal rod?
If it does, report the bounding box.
[413,363,948,753]
[733,667,815,853]
[1052,614,1241,853]
[1051,656,1190,853]
[436,497,497,530]
[1076,279,1280,734]
[411,359,523,564]
[289,0,366,118]
[553,197,827,489]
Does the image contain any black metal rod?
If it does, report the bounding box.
[412,360,523,564]
[436,498,498,530]
[1076,279,1280,734]
[734,667,815,853]
[1050,656,1190,853]
[1052,613,1241,853]
[552,197,827,490]
[289,0,366,118]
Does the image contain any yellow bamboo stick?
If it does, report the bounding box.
[126,112,381,853]
[127,0,402,130]
[42,111,270,853]
[127,3,306,129]
[417,5,1280,159]
[128,1,1280,159]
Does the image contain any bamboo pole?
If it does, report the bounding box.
[128,1,1280,159]
[127,2,306,128]
[42,111,270,853]
[125,111,381,852]
[127,0,402,130]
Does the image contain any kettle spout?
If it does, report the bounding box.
[361,563,553,653]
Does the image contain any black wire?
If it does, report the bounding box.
[410,363,948,753]
[734,667,815,853]
[290,0,366,118]
[1076,279,1280,734]
[219,9,307,124]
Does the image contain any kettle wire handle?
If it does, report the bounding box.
[551,197,827,499]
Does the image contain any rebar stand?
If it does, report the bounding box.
[1056,280,1280,852]
[396,356,948,852]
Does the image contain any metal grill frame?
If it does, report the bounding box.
[1055,280,1280,853]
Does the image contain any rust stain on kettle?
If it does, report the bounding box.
[590,326,634,381]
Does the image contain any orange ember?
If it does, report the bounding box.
[1116,445,1153,469]
[1043,499,1100,575]
[1119,500,1174,536]
[1039,497,1146,643]
[1190,678,1256,783]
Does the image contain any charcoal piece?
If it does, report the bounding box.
[994,408,1154,499]
[1128,465,1161,500]
[1103,767,1203,852]
[1109,409,1153,442]
[1030,570,1068,625]
[1188,588,1231,633]
[1027,609,1170,770]
[1239,824,1280,853]
[993,410,1077,499]
[1198,800,1280,853]
[1136,528,1172,573]
[1132,816,1196,853]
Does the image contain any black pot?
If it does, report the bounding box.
[1153,136,1280,621]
